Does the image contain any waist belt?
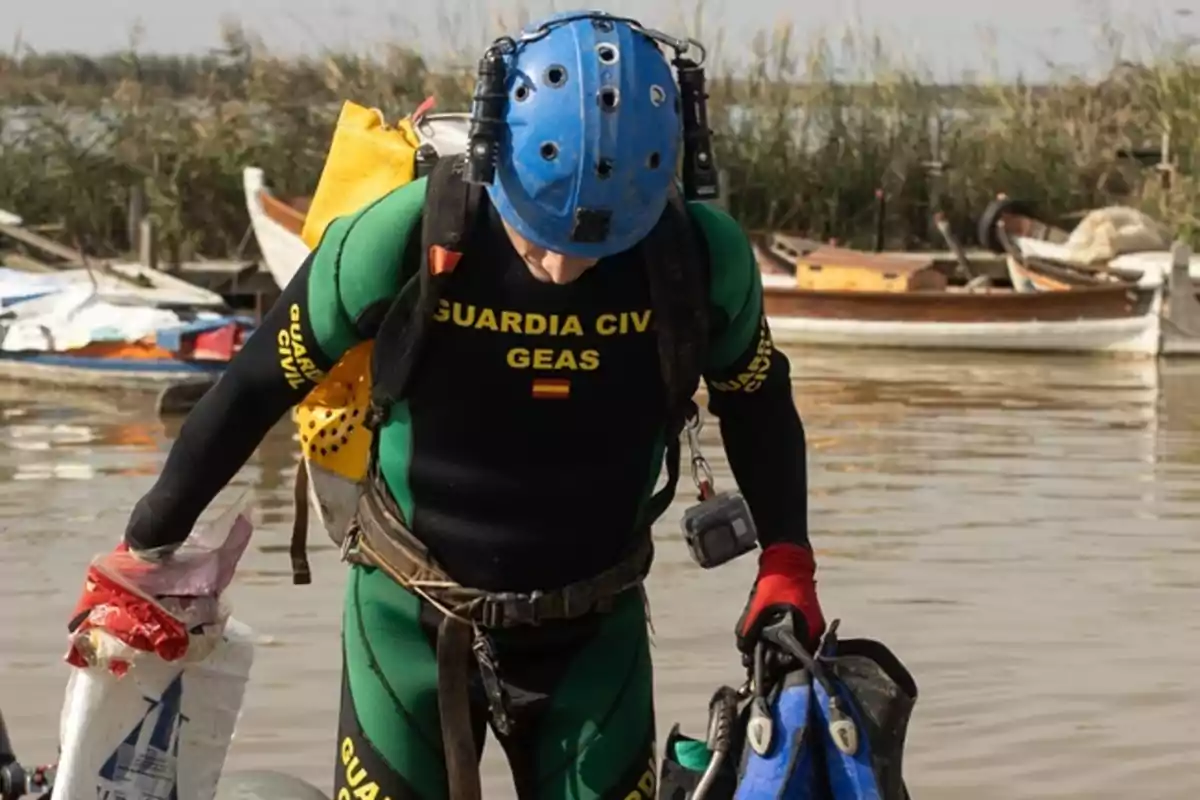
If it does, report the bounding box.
[342,469,655,800]
[347,475,654,627]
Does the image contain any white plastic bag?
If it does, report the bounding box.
[52,619,255,800]
[53,497,257,800]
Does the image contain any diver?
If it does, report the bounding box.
[69,11,825,800]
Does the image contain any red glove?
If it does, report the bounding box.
[736,542,826,653]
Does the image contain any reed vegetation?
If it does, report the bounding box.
[0,15,1197,262]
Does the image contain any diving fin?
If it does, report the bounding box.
[733,668,815,800]
[818,637,917,800]
[742,615,916,800]
[812,675,882,800]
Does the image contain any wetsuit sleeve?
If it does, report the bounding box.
[688,202,810,549]
[124,180,427,551]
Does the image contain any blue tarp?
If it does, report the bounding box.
[154,315,257,352]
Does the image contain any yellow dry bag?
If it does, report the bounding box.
[290,97,439,565]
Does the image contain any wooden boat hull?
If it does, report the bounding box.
[0,353,224,415]
[765,280,1155,322]
[763,279,1164,356]
[767,313,1162,355]
[244,167,310,290]
[0,353,225,389]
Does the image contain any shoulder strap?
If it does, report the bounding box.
[638,190,712,522]
[365,154,482,429]
[647,190,711,421]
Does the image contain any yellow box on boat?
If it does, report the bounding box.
[794,247,946,293]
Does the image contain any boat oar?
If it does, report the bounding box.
[932,211,978,282]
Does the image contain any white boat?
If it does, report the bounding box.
[759,271,1167,357]
[0,263,228,309]
[243,167,311,290]
[753,229,1200,358]
[0,209,229,310]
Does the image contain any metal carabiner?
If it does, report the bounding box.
[684,407,704,453]
[691,455,716,499]
[684,408,716,498]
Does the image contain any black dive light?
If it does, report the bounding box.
[463,40,512,186]
[675,56,720,202]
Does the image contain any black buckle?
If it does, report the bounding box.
[363,401,387,432]
[478,597,506,628]
[480,590,544,627]
[475,578,630,630]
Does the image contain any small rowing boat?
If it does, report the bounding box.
[753,232,1200,357]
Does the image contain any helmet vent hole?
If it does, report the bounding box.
[544,65,568,87]
[647,152,661,169]
[540,142,559,161]
[597,158,614,179]
[649,85,666,107]
[598,87,620,111]
[514,83,530,102]
[596,44,619,64]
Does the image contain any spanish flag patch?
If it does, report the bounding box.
[531,378,570,400]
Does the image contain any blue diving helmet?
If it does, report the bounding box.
[463,11,700,260]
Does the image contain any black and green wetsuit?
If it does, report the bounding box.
[125,178,811,800]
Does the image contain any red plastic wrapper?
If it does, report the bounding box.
[65,499,254,675]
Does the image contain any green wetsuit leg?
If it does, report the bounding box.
[336,565,488,800]
[493,587,658,800]
[337,565,656,800]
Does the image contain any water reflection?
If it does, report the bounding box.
[0,350,1197,799]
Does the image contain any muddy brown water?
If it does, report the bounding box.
[2,348,1199,799]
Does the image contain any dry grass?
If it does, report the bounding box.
[0,16,1197,261]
